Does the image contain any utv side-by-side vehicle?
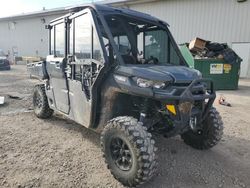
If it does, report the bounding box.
[31,4,223,187]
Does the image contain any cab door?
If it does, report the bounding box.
[46,21,70,114]
[67,10,105,127]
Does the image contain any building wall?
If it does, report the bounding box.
[127,0,250,45]
[0,14,62,61]
[0,0,249,77]
[1,0,250,57]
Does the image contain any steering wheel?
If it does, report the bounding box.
[144,56,159,64]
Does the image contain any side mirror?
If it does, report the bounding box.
[45,25,52,29]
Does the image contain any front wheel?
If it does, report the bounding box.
[101,116,157,187]
[181,107,223,150]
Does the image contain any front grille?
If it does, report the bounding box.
[173,83,190,87]
[172,82,206,96]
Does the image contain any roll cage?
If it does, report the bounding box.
[46,4,187,67]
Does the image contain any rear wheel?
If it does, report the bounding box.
[101,116,157,187]
[181,107,223,150]
[33,84,53,119]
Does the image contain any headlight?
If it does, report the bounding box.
[136,78,166,89]
[153,81,166,89]
[136,78,153,88]
[194,69,202,78]
[114,74,127,82]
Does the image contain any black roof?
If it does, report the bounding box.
[96,4,167,24]
[52,4,168,27]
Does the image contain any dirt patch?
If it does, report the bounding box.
[0,65,250,188]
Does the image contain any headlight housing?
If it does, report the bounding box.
[194,69,202,78]
[136,78,166,89]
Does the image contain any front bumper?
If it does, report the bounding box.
[157,79,216,136]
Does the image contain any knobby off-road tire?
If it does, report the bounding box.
[33,84,54,119]
[181,107,223,150]
[101,116,157,187]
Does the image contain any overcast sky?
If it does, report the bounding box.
[0,0,102,18]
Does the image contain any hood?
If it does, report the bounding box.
[115,64,201,83]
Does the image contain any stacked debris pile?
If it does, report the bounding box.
[186,37,241,64]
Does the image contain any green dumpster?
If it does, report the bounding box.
[180,44,241,90]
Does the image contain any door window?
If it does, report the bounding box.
[75,14,91,59]
[93,28,104,63]
[69,20,74,55]
[50,27,55,55]
[55,23,65,57]
[70,13,104,62]
[69,11,105,84]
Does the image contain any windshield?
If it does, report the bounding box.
[104,15,185,66]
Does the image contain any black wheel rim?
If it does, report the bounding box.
[110,137,133,171]
[34,92,42,109]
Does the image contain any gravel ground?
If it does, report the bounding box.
[0,65,250,188]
